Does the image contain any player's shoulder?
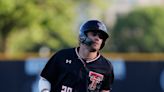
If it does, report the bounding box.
[57,47,75,54]
[48,47,75,63]
[99,55,113,68]
[54,47,75,55]
[99,55,114,75]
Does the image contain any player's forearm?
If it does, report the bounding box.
[38,76,51,92]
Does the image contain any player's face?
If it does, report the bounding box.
[87,31,103,51]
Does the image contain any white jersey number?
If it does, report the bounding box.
[61,85,72,92]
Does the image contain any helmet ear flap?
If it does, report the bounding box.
[79,33,93,46]
[79,34,86,43]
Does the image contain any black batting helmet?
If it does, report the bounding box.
[79,20,109,49]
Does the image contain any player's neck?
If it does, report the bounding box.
[78,46,98,61]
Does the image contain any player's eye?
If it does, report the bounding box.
[92,32,103,39]
[97,33,104,39]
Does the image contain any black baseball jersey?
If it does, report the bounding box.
[41,47,114,92]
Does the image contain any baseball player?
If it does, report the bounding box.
[38,20,114,92]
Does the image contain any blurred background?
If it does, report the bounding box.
[0,0,164,92]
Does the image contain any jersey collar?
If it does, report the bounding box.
[75,47,100,63]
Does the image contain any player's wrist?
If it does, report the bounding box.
[41,89,50,92]
[39,77,51,92]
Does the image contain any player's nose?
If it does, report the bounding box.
[93,35,101,42]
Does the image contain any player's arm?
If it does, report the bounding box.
[38,77,51,92]
[39,52,60,91]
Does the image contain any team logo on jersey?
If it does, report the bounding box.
[66,59,72,64]
[88,71,104,90]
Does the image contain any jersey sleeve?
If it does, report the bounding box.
[40,52,60,83]
[100,62,114,90]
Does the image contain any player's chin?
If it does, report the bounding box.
[90,46,100,52]
[93,44,101,49]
